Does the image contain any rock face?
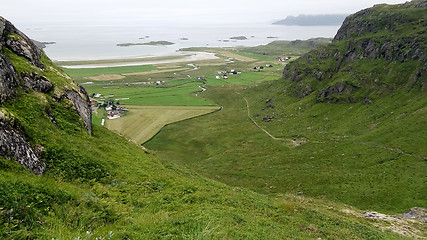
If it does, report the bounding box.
[0,121,45,175]
[22,72,53,93]
[316,81,360,103]
[0,17,45,69]
[0,16,93,175]
[282,1,427,102]
[66,87,92,135]
[0,54,19,103]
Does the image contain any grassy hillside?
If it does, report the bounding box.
[0,17,418,240]
[1,1,426,238]
[0,57,412,240]
[145,0,427,215]
[145,83,427,214]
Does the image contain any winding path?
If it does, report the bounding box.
[242,96,300,146]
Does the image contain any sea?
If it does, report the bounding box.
[23,23,340,61]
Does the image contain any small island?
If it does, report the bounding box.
[230,36,247,40]
[31,40,56,49]
[117,41,175,47]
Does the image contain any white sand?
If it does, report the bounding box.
[61,51,218,69]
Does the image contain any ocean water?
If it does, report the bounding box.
[24,23,340,61]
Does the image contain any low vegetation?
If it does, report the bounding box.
[105,105,220,144]
[1,2,425,238]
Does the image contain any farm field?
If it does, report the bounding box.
[106,105,220,144]
[64,47,290,145]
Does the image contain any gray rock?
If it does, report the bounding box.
[0,16,45,69]
[65,87,92,135]
[0,121,46,175]
[395,207,427,223]
[317,82,359,103]
[21,72,53,93]
[415,1,427,8]
[0,53,19,103]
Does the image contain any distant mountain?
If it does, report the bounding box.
[273,14,348,26]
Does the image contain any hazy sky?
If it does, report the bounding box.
[2,0,408,27]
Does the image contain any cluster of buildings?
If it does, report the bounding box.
[90,94,128,121]
[275,56,291,61]
[215,69,241,79]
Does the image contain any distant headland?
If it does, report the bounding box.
[273,14,348,26]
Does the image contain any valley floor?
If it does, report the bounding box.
[62,45,426,239]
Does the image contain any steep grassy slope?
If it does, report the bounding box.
[145,0,427,215]
[0,17,417,240]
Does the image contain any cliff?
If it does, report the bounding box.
[0,17,92,175]
[282,0,426,103]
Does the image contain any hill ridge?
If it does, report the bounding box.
[282,0,426,103]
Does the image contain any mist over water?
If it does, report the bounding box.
[24,23,340,61]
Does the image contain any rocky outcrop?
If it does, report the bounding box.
[395,207,427,222]
[334,1,427,42]
[316,81,361,103]
[0,16,93,175]
[282,1,427,102]
[0,17,45,69]
[66,87,92,136]
[0,16,92,136]
[0,121,45,175]
[21,72,53,93]
[0,53,19,103]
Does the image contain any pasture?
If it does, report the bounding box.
[106,105,220,144]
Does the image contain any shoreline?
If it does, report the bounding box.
[59,51,219,69]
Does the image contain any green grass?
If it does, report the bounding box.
[1,6,426,238]
[235,38,332,57]
[105,105,220,144]
[1,89,411,239]
[145,82,427,215]
[84,82,214,106]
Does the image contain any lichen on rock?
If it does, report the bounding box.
[0,121,46,175]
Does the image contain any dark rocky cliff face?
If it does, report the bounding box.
[282,0,427,103]
[0,53,19,103]
[0,16,92,174]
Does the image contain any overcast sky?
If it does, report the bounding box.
[2,0,408,27]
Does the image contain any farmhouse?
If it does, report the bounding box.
[107,110,121,120]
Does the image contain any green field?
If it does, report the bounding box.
[106,105,220,144]
[145,83,427,215]
[66,39,426,218]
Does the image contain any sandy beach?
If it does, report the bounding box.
[60,51,218,69]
